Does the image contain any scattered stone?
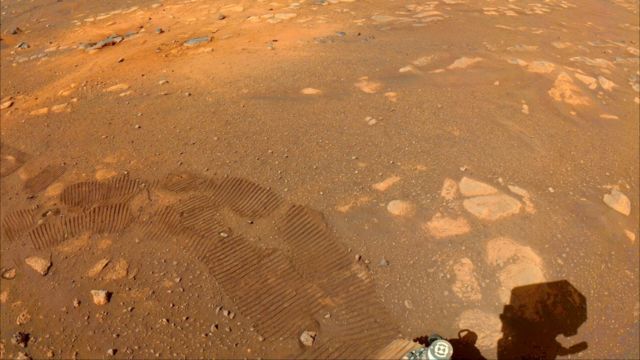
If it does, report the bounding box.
[16,352,31,360]
[599,114,619,120]
[91,290,111,305]
[379,258,389,267]
[521,103,529,114]
[11,332,30,348]
[105,83,129,92]
[217,14,227,20]
[155,28,164,34]
[158,80,169,85]
[10,27,22,35]
[16,42,30,49]
[87,258,110,277]
[183,36,210,47]
[73,298,81,308]
[300,330,317,347]
[107,348,117,356]
[463,194,522,220]
[458,177,498,197]
[372,175,400,191]
[2,268,16,280]
[423,213,471,238]
[0,100,14,110]
[384,92,398,102]
[25,256,51,275]
[1,290,9,303]
[301,88,322,95]
[452,258,482,301]
[603,189,631,216]
[447,57,483,70]
[16,310,31,325]
[387,200,415,217]
[404,299,413,309]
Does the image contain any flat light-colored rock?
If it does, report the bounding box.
[603,189,631,216]
[574,73,598,89]
[497,261,545,303]
[598,76,616,91]
[507,185,536,213]
[625,230,636,244]
[457,309,501,349]
[105,83,130,92]
[16,310,31,325]
[301,88,322,95]
[2,268,16,279]
[526,60,555,73]
[548,72,591,106]
[452,258,482,301]
[423,213,470,238]
[459,177,498,197]
[104,259,128,281]
[0,100,13,110]
[372,176,400,192]
[387,200,415,217]
[354,77,382,94]
[51,103,70,113]
[91,290,111,305]
[447,57,483,70]
[30,107,49,116]
[440,178,458,200]
[25,256,51,275]
[463,194,522,220]
[87,258,110,277]
[0,290,8,304]
[486,237,543,267]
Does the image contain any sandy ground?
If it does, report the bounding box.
[1,0,639,358]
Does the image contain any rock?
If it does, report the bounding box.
[603,189,631,216]
[300,330,317,346]
[11,332,30,348]
[521,103,529,114]
[105,83,129,92]
[50,103,69,113]
[83,34,123,50]
[183,36,210,47]
[87,258,110,277]
[598,76,616,92]
[73,298,81,308]
[155,27,164,34]
[16,310,31,325]
[384,92,398,102]
[459,177,498,197]
[2,268,16,279]
[16,352,31,360]
[91,290,111,305]
[625,230,636,244]
[447,57,483,70]
[274,13,297,20]
[354,76,382,94]
[10,27,22,35]
[404,299,413,309]
[463,194,522,220]
[440,178,459,200]
[574,73,598,89]
[372,175,400,191]
[452,258,482,301]
[457,309,501,349]
[423,213,471,238]
[507,185,536,213]
[497,261,545,303]
[379,258,389,267]
[387,200,415,217]
[29,107,49,116]
[107,349,117,356]
[301,88,322,95]
[16,42,30,49]
[0,100,14,110]
[158,80,169,85]
[548,72,591,106]
[217,14,226,20]
[25,256,51,275]
[103,259,128,281]
[0,290,8,304]
[526,61,555,74]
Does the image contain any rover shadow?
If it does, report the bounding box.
[413,280,588,360]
